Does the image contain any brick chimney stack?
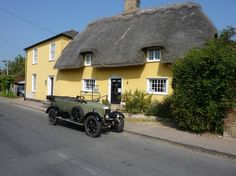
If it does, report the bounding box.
[124,0,140,13]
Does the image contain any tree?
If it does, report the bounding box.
[0,55,25,94]
[8,55,25,81]
[171,27,236,134]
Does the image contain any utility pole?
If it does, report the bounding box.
[2,60,9,95]
[2,60,9,75]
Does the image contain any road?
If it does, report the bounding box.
[0,99,235,176]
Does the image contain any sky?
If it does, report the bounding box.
[0,0,235,68]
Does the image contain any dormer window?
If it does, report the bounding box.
[147,48,161,62]
[84,54,93,66]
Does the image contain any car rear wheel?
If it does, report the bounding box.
[71,106,84,122]
[84,115,102,137]
[48,108,58,125]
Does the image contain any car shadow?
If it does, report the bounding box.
[57,120,85,132]
[57,119,115,136]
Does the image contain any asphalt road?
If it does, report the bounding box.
[0,100,235,176]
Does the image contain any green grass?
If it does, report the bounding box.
[0,91,17,98]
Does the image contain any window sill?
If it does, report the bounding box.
[32,63,37,65]
[147,92,168,95]
[146,60,160,63]
[32,91,37,93]
[49,59,55,62]
[82,90,98,93]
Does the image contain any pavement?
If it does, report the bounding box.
[1,97,236,159]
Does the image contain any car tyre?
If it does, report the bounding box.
[114,118,124,133]
[84,115,102,137]
[48,108,58,125]
[71,106,84,122]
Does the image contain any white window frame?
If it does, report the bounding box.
[49,43,56,61]
[147,48,161,62]
[84,54,93,66]
[83,79,96,92]
[32,74,37,92]
[147,78,168,95]
[33,48,38,64]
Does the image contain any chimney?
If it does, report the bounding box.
[124,0,140,13]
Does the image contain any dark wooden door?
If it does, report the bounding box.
[111,78,122,104]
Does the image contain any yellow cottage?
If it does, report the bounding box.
[25,1,216,104]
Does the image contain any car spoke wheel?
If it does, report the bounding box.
[84,116,102,137]
[71,106,84,122]
[114,118,124,133]
[48,108,58,125]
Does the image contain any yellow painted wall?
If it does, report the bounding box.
[25,36,70,100]
[55,62,173,102]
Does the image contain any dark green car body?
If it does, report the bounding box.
[46,96,125,137]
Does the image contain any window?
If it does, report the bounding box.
[147,78,167,94]
[84,54,93,66]
[147,48,161,62]
[32,74,37,92]
[33,48,38,64]
[49,43,56,61]
[83,79,96,91]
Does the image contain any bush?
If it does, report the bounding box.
[122,90,152,114]
[171,27,236,134]
[102,99,110,107]
[146,97,172,118]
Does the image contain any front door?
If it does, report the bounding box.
[110,78,122,104]
[47,76,54,96]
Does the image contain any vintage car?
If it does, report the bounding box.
[46,95,125,137]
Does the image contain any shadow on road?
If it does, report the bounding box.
[56,120,115,136]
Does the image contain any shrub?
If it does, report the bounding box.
[122,90,152,114]
[171,27,236,134]
[102,99,110,107]
[145,96,172,118]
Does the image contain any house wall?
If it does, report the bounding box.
[25,36,71,100]
[55,62,173,102]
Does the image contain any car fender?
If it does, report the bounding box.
[46,106,59,114]
[84,112,102,122]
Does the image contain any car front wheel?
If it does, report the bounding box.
[114,118,124,133]
[84,115,102,137]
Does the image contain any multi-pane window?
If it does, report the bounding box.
[147,48,161,61]
[49,43,56,61]
[148,78,167,94]
[33,48,38,64]
[83,79,96,91]
[84,54,93,66]
[32,74,37,92]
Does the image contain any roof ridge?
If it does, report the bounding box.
[88,2,200,27]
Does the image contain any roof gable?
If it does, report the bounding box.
[24,30,78,50]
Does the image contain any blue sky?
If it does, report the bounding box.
[0,0,235,67]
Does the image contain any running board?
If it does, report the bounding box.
[56,117,84,126]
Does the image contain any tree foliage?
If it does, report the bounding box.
[9,55,25,81]
[171,27,236,134]
[0,55,25,92]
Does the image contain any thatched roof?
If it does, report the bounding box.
[55,2,216,69]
